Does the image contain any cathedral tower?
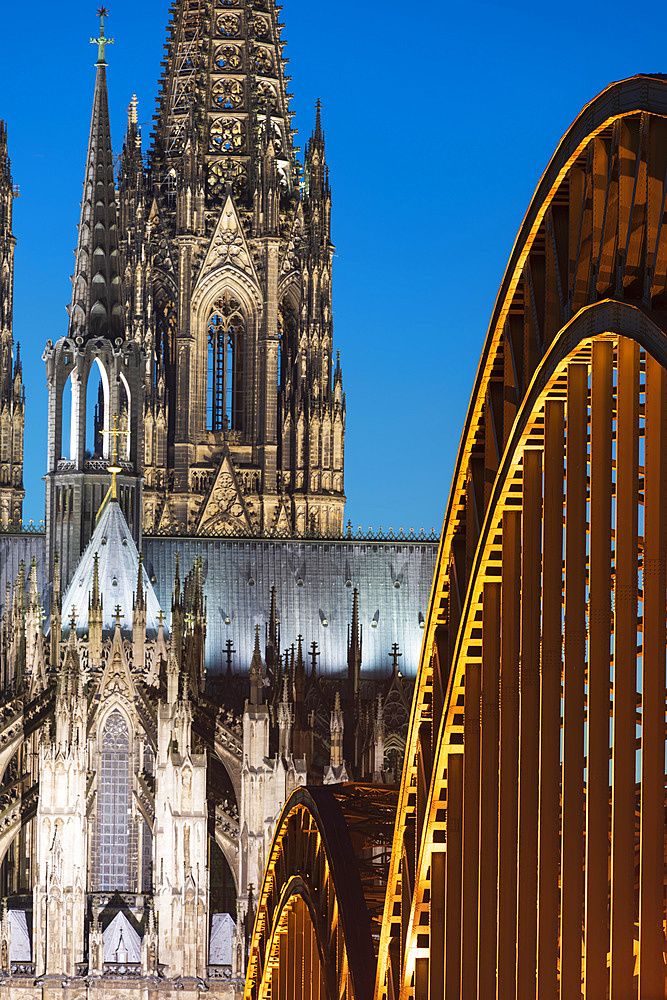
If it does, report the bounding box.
[44,14,145,585]
[121,0,346,537]
[0,122,24,528]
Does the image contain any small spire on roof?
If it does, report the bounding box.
[314,99,323,142]
[309,640,319,677]
[91,553,101,609]
[135,554,145,611]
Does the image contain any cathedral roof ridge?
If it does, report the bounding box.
[61,500,164,639]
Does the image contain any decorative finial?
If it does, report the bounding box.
[113,605,124,628]
[157,610,166,628]
[69,607,78,632]
[91,8,114,66]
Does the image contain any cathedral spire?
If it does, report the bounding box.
[68,9,122,341]
[0,120,24,528]
[151,0,296,217]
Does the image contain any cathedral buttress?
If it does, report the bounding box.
[119,0,346,537]
[0,122,24,528]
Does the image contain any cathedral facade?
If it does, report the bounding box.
[0,3,438,997]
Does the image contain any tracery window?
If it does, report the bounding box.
[97,711,132,891]
[210,118,245,154]
[212,79,244,110]
[207,294,245,432]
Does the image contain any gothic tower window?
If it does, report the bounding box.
[207,294,244,433]
[97,710,132,891]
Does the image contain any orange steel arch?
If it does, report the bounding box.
[244,786,377,1000]
[375,75,667,1000]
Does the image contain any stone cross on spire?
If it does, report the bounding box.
[91,8,114,65]
[101,413,128,500]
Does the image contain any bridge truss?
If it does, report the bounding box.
[247,75,667,1000]
[376,76,667,1000]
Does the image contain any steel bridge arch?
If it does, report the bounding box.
[375,74,667,1000]
[244,786,376,1000]
[381,300,667,998]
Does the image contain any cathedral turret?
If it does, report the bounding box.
[113,0,347,539]
[34,618,88,977]
[155,643,208,978]
[277,674,293,758]
[0,122,25,528]
[323,690,348,785]
[44,13,146,585]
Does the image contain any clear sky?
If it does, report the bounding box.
[0,0,664,531]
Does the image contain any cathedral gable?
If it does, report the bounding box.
[97,628,136,704]
[196,446,255,536]
[195,195,259,290]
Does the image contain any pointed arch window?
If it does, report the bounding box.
[97,710,131,891]
[207,293,245,432]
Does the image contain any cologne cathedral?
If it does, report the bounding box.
[0,3,436,996]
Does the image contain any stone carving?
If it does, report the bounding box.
[200,196,256,280]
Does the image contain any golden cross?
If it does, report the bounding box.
[157,610,166,628]
[91,8,114,65]
[101,413,129,500]
[113,605,124,628]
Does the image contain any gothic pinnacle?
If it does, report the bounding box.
[135,554,146,611]
[314,99,323,142]
[69,9,122,341]
[249,624,264,706]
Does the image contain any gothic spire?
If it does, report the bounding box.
[266,585,280,677]
[0,119,15,347]
[249,624,264,706]
[347,587,362,698]
[135,554,146,612]
[68,10,123,341]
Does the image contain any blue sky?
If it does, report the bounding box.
[0,0,663,530]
